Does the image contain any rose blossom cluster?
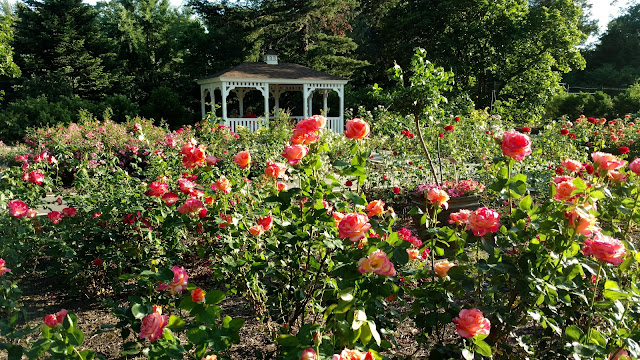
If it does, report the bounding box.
[449,207,500,237]
[179,140,206,169]
[249,214,273,237]
[43,309,68,328]
[7,200,37,219]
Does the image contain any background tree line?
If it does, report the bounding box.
[0,0,639,142]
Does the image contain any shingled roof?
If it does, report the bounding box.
[199,62,346,82]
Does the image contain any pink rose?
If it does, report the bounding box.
[609,349,630,360]
[629,158,640,175]
[332,348,374,360]
[562,159,582,172]
[592,152,625,171]
[453,308,491,338]
[43,314,58,328]
[582,232,627,265]
[467,207,500,237]
[249,224,265,236]
[0,258,11,276]
[205,155,218,166]
[344,118,371,140]
[162,192,179,206]
[357,249,396,276]
[338,213,371,242]
[449,209,471,225]
[501,131,532,161]
[290,128,320,145]
[366,200,385,217]
[234,151,251,169]
[301,348,318,360]
[158,266,189,294]
[282,144,309,165]
[147,182,169,197]
[48,211,63,224]
[265,161,288,179]
[607,170,627,182]
[26,208,38,218]
[427,188,450,209]
[8,200,28,218]
[28,170,45,185]
[296,115,326,133]
[139,306,169,341]
[62,207,77,218]
[177,198,204,215]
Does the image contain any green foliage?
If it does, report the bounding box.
[12,0,110,100]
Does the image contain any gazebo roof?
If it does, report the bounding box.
[198,62,346,83]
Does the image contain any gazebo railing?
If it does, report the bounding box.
[224,116,343,134]
[225,118,266,133]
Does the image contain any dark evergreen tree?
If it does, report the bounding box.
[12,0,110,100]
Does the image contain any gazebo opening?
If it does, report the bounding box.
[197,50,348,133]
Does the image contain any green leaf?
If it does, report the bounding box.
[359,321,372,346]
[228,318,244,332]
[473,338,492,357]
[393,247,409,265]
[167,315,186,331]
[205,290,226,305]
[519,195,532,210]
[604,280,629,300]
[338,288,354,302]
[275,334,299,348]
[565,325,583,340]
[131,303,148,319]
[68,328,85,346]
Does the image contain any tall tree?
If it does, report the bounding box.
[354,0,587,119]
[565,3,640,89]
[190,0,367,79]
[12,0,110,100]
[0,9,20,100]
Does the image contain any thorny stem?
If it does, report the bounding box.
[414,113,440,186]
[623,180,640,240]
[586,261,603,340]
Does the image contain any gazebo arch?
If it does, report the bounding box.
[197,50,348,133]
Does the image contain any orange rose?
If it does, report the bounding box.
[434,260,455,277]
[191,288,206,303]
[554,180,577,202]
[453,308,491,338]
[233,151,251,169]
[249,225,265,236]
[366,200,385,217]
[281,144,309,165]
[214,176,232,194]
[427,188,450,209]
[265,161,288,179]
[344,118,371,140]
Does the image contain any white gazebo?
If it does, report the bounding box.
[197,50,348,133]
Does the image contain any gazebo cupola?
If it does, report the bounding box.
[197,50,348,133]
[264,49,279,65]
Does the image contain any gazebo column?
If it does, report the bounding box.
[234,89,249,116]
[262,83,269,124]
[221,82,228,120]
[302,85,310,118]
[201,87,206,118]
[322,90,328,116]
[273,85,280,115]
[339,85,345,133]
